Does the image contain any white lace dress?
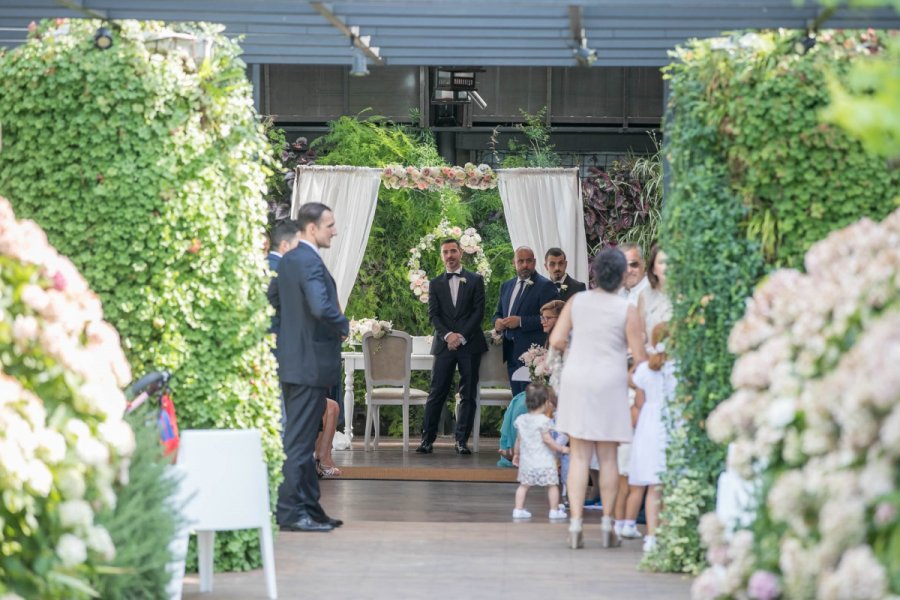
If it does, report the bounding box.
[514,413,559,486]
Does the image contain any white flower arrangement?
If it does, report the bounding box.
[525,279,534,287]
[0,198,134,594]
[382,162,497,191]
[694,208,900,600]
[407,219,491,304]
[519,343,552,382]
[347,317,393,346]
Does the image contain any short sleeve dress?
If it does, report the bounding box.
[514,413,559,486]
[555,291,633,442]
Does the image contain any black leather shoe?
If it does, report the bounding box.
[455,441,472,455]
[415,442,433,454]
[279,516,334,532]
[314,513,343,528]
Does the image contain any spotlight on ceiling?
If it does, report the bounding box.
[350,48,369,77]
[573,45,597,67]
[94,25,113,50]
[469,90,487,110]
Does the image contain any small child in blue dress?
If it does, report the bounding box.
[512,383,569,520]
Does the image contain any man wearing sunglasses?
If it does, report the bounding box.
[617,243,649,307]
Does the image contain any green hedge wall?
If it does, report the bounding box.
[650,29,900,573]
[0,20,282,571]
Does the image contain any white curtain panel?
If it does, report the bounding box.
[291,165,381,308]
[497,168,589,284]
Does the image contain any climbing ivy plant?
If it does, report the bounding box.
[648,28,900,574]
[0,19,282,572]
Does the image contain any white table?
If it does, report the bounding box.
[340,336,434,438]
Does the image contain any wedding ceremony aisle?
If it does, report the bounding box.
[182,439,693,599]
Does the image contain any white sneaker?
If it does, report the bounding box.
[620,523,642,539]
[549,508,567,521]
[512,508,532,520]
[643,535,657,553]
[614,521,624,537]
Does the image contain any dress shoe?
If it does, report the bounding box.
[313,513,343,527]
[455,441,472,455]
[415,441,433,454]
[279,516,334,532]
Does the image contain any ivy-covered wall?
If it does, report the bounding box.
[650,29,900,573]
[0,20,281,571]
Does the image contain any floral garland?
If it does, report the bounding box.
[692,208,900,600]
[0,197,134,593]
[382,163,497,191]
[407,219,491,303]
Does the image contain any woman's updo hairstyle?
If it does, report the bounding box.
[591,247,627,292]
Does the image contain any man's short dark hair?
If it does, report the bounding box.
[544,247,566,261]
[440,238,461,250]
[296,202,332,232]
[591,248,627,292]
[271,220,299,249]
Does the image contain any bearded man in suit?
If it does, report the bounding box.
[544,247,587,302]
[492,246,559,396]
[275,202,349,532]
[416,239,488,455]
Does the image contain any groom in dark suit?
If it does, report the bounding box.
[493,246,559,395]
[416,239,488,455]
[544,247,587,302]
[275,202,349,532]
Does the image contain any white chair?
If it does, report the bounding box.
[169,429,276,599]
[472,333,513,452]
[362,330,428,452]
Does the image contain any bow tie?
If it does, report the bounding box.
[446,272,461,279]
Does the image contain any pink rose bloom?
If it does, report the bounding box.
[747,570,781,600]
[416,181,428,190]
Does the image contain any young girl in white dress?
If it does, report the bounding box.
[628,323,676,553]
[512,383,569,520]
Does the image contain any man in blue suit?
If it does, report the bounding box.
[275,202,349,533]
[492,246,559,395]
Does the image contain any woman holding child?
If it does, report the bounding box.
[549,248,647,549]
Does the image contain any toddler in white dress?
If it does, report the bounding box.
[512,383,569,521]
[628,323,676,552]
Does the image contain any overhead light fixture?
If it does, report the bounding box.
[469,91,487,110]
[350,48,369,77]
[573,43,597,67]
[94,26,113,50]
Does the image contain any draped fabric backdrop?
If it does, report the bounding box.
[497,168,589,284]
[291,165,381,308]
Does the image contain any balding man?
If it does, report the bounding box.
[492,247,559,395]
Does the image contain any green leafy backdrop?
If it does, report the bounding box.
[648,29,900,574]
[0,19,282,572]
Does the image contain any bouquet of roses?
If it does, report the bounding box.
[347,317,393,346]
[519,344,552,383]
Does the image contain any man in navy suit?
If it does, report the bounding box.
[492,246,559,395]
[544,247,587,302]
[275,202,349,533]
[416,239,488,455]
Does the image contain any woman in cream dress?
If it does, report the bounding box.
[550,248,646,549]
[638,245,672,349]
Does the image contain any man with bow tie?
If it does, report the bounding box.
[544,247,586,302]
[416,239,488,455]
[493,246,559,396]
